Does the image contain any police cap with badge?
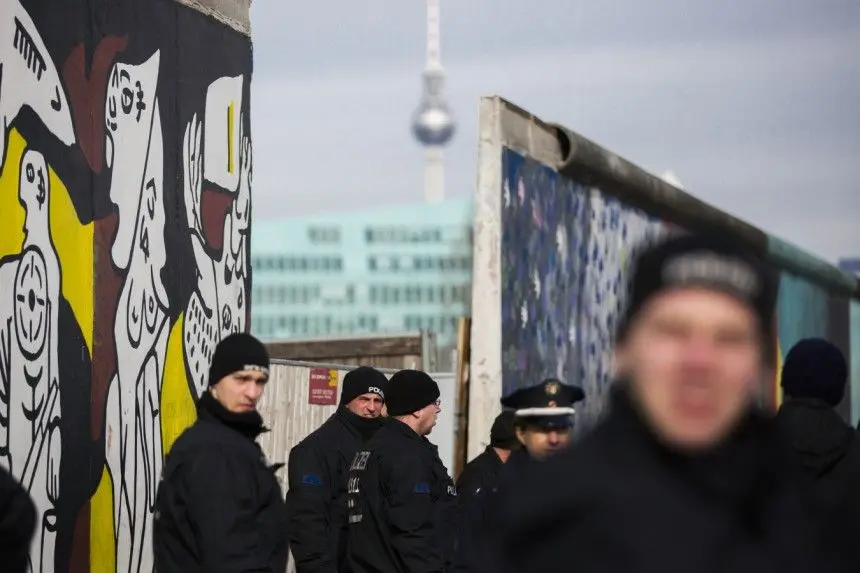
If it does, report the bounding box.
[501,379,586,430]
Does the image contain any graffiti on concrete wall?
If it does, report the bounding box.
[0,0,252,571]
[499,146,856,428]
[500,148,663,426]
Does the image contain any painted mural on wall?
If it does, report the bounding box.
[0,0,252,571]
[499,146,856,429]
[500,148,663,427]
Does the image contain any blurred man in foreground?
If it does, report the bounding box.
[492,233,852,572]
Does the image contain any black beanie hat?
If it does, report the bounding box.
[208,333,270,386]
[340,366,388,405]
[781,338,848,407]
[617,232,778,345]
[384,369,440,417]
[490,409,519,449]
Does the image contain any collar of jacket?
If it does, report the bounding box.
[484,445,507,466]
[196,391,269,441]
[387,417,434,447]
[606,381,792,517]
[337,407,384,441]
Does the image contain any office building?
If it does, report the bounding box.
[250,196,473,365]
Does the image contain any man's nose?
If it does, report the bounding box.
[247,384,263,402]
[682,337,718,372]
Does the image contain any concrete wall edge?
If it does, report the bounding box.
[172,0,251,36]
[468,96,505,460]
[489,95,860,301]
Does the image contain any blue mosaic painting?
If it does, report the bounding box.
[497,145,857,428]
[500,149,589,395]
[500,148,662,427]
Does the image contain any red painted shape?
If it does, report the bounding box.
[62,37,128,173]
[91,213,122,440]
[69,501,90,572]
[200,188,233,253]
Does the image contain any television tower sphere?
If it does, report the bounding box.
[412,67,455,147]
[412,100,455,147]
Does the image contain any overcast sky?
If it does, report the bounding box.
[249,0,859,263]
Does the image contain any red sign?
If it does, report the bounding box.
[308,368,338,405]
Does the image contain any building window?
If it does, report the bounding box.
[364,226,445,244]
[308,226,340,244]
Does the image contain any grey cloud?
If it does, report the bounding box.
[252,0,860,75]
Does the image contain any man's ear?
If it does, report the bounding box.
[514,426,527,446]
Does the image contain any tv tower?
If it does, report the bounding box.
[411,0,455,203]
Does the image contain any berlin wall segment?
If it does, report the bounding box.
[0,0,253,570]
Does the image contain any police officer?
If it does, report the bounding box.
[287,366,388,573]
[0,465,36,573]
[456,409,520,499]
[502,379,585,464]
[452,409,519,573]
[153,333,288,572]
[346,369,457,573]
[492,233,858,572]
[455,379,584,572]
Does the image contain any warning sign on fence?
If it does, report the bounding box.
[308,368,338,405]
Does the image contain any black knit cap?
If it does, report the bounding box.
[208,333,270,386]
[384,369,440,417]
[781,338,848,407]
[490,410,520,449]
[617,232,779,345]
[340,366,388,405]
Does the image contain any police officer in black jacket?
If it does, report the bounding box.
[346,369,457,573]
[456,409,519,499]
[0,465,36,573]
[455,380,584,572]
[491,233,858,573]
[153,333,288,572]
[287,366,388,573]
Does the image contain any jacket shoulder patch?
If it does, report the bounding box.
[413,482,431,494]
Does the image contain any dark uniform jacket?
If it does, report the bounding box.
[489,386,854,573]
[776,398,860,568]
[454,448,535,572]
[451,447,504,573]
[346,418,457,573]
[0,466,36,573]
[287,408,383,573]
[153,393,289,573]
[456,446,505,498]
